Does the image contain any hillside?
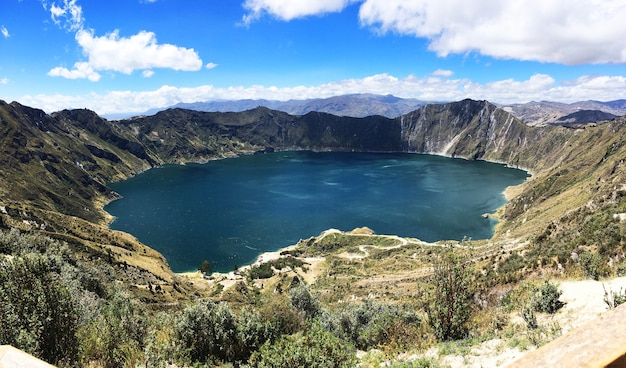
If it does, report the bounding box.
[2,98,626,366]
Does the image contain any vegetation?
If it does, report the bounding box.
[3,99,626,365]
[424,247,473,341]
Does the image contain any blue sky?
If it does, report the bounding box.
[1,0,625,116]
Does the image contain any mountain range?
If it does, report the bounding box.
[119,94,626,126]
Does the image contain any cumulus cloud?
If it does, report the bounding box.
[242,0,357,24]
[1,26,9,38]
[43,0,206,81]
[49,29,203,81]
[46,0,84,31]
[358,0,626,65]
[205,62,218,70]
[241,0,626,65]
[75,30,203,74]
[0,78,8,85]
[21,73,626,116]
[47,61,101,81]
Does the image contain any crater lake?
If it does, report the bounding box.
[105,151,529,272]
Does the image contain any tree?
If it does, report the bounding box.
[425,249,473,341]
[199,260,212,275]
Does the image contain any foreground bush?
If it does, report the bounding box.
[0,253,80,366]
[425,249,474,341]
[320,300,422,350]
[248,323,356,368]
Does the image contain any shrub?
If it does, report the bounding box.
[0,254,80,366]
[248,323,356,368]
[521,306,538,330]
[579,252,608,280]
[78,287,146,368]
[248,262,275,279]
[320,301,422,350]
[289,283,321,320]
[174,299,239,364]
[532,280,562,314]
[603,284,626,309]
[424,250,473,341]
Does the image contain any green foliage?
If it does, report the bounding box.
[425,250,474,341]
[174,299,239,363]
[237,308,281,360]
[603,284,626,309]
[579,252,608,280]
[532,280,562,314]
[199,259,212,275]
[248,323,356,368]
[289,283,321,320]
[521,306,538,330]
[387,357,445,367]
[248,262,275,279]
[78,287,147,368]
[320,301,422,350]
[0,253,80,366]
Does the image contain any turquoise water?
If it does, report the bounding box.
[105,151,528,272]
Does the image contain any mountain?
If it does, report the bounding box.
[555,109,619,125]
[137,94,429,119]
[500,99,626,126]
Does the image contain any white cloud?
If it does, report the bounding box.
[358,0,626,65]
[20,73,626,116]
[1,26,9,38]
[242,0,357,24]
[241,0,626,65]
[76,29,203,74]
[205,62,218,70]
[0,78,8,85]
[432,69,453,77]
[142,70,155,78]
[47,0,84,31]
[49,29,203,80]
[47,61,101,81]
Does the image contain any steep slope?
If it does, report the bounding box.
[0,101,182,299]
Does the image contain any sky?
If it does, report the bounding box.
[1,0,626,116]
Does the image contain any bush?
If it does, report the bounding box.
[532,280,562,314]
[289,283,321,320]
[603,284,626,309]
[248,323,356,368]
[579,252,608,280]
[174,299,238,364]
[521,306,538,330]
[0,253,80,367]
[248,262,275,279]
[78,287,146,368]
[320,301,422,350]
[425,250,473,341]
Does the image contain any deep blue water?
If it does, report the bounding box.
[105,151,528,272]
